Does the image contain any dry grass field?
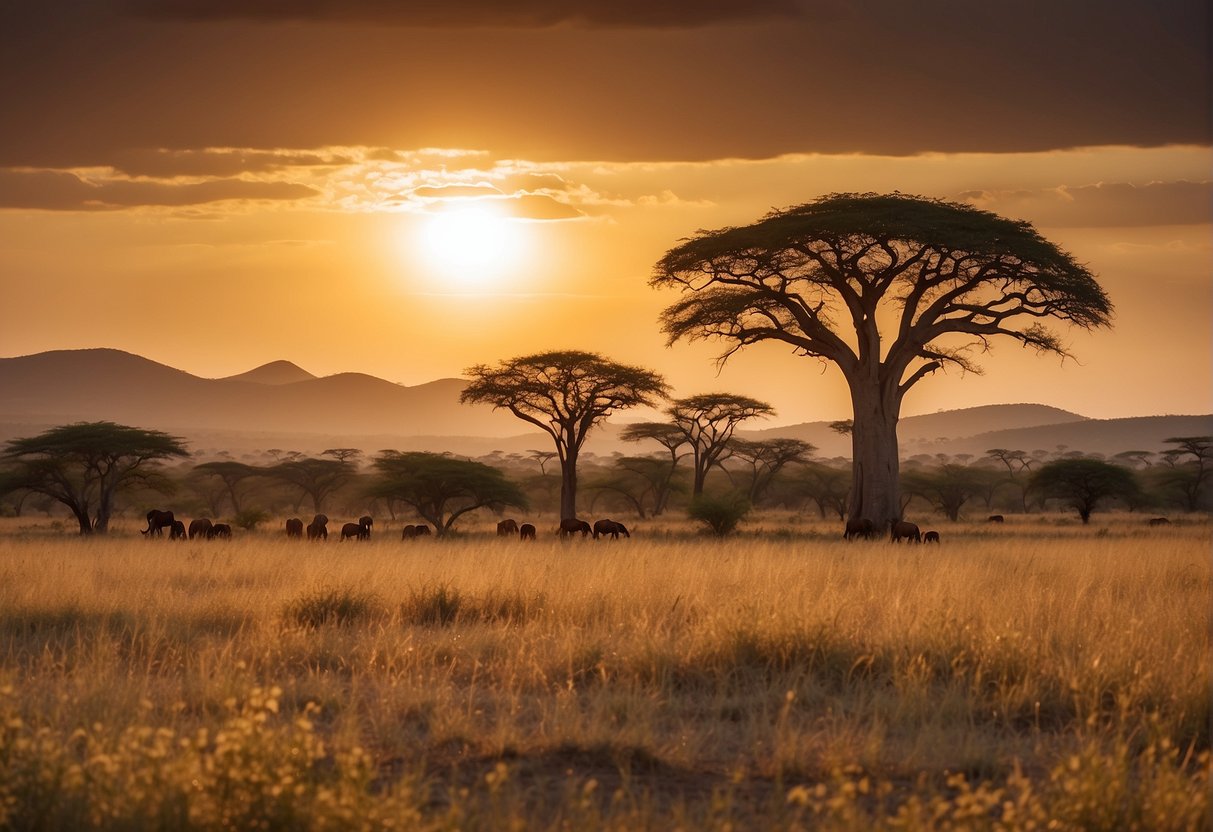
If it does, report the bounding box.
[0,513,1208,830]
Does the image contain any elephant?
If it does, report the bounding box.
[340,517,372,541]
[987,514,1005,523]
[141,509,175,537]
[168,520,187,540]
[890,520,921,544]
[497,518,519,537]
[843,517,876,541]
[358,515,374,539]
[519,523,536,540]
[306,514,329,541]
[1148,517,1171,526]
[559,518,592,539]
[212,523,232,539]
[401,524,418,540]
[923,530,940,544]
[285,518,304,538]
[188,518,214,540]
[592,519,630,540]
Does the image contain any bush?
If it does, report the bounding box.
[233,508,269,531]
[688,492,751,537]
[284,586,381,628]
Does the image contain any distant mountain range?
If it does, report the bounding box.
[0,348,1207,460]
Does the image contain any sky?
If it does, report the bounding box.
[1,0,1210,426]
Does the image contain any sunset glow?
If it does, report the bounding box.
[416,202,524,287]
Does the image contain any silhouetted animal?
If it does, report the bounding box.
[188,518,214,540]
[306,513,328,541]
[285,518,304,538]
[559,518,592,539]
[497,519,519,537]
[592,519,630,539]
[141,509,175,537]
[987,514,1005,523]
[890,520,921,544]
[414,524,431,536]
[168,520,187,540]
[843,517,876,541]
[1148,517,1171,526]
[212,523,232,539]
[401,524,418,539]
[340,516,373,542]
[358,515,373,539]
[519,523,536,540]
[923,530,940,544]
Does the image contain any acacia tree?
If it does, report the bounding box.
[191,460,262,514]
[619,421,688,515]
[267,457,354,515]
[652,192,1112,527]
[1157,436,1213,511]
[367,452,527,537]
[461,351,668,519]
[0,421,189,534]
[666,394,775,497]
[1029,458,1139,524]
[727,437,815,503]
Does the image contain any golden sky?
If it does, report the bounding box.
[1,1,1210,424]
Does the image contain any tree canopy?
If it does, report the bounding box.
[367,451,528,536]
[461,350,668,518]
[667,393,775,496]
[1,421,189,534]
[652,192,1112,526]
[1029,458,1139,524]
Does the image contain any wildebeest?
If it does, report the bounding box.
[188,518,214,540]
[212,523,232,539]
[987,514,1005,523]
[592,519,630,539]
[890,520,922,544]
[401,524,417,539]
[141,509,175,537]
[559,518,592,539]
[285,518,304,538]
[306,514,329,541]
[340,516,372,541]
[923,530,940,544]
[843,517,876,541]
[168,520,187,540]
[519,523,536,540]
[497,518,519,537]
[414,523,431,536]
[1148,517,1171,526]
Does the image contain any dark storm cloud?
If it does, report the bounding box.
[127,0,809,28]
[0,169,319,211]
[110,148,352,178]
[959,181,1213,228]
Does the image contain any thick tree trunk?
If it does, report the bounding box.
[560,449,578,520]
[847,383,902,530]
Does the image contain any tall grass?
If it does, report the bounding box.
[0,514,1207,829]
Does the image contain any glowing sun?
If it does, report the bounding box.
[418,202,524,285]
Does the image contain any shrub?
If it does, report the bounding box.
[284,586,380,628]
[233,508,270,531]
[688,492,751,537]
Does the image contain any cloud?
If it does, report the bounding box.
[411,184,504,199]
[0,168,318,211]
[109,147,353,178]
[959,181,1212,228]
[126,0,808,29]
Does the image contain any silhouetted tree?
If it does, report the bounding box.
[665,393,775,497]
[788,461,852,519]
[461,351,668,519]
[1029,458,1139,524]
[191,460,262,514]
[322,448,363,464]
[267,457,355,515]
[727,437,815,503]
[0,421,189,534]
[367,452,528,537]
[902,463,996,521]
[619,422,687,515]
[652,192,1112,527]
[1157,436,1213,511]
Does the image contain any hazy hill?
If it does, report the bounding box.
[220,360,317,385]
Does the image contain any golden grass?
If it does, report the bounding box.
[0,513,1208,829]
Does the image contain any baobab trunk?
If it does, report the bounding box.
[847,382,902,529]
[560,447,579,520]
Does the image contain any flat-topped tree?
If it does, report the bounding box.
[668,394,775,497]
[652,192,1112,528]
[461,351,668,520]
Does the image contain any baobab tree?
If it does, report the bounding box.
[461,351,668,519]
[652,192,1112,527]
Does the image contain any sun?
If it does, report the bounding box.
[417,202,524,286]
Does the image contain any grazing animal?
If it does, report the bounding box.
[285,518,304,538]
[358,515,373,539]
[188,518,214,540]
[559,518,592,539]
[592,519,630,539]
[519,523,536,540]
[211,523,232,539]
[987,514,1005,523]
[306,513,329,541]
[168,520,187,540]
[923,530,940,544]
[890,520,922,544]
[341,516,373,541]
[843,517,876,541]
[141,509,175,537]
[1148,517,1171,527]
[497,518,519,537]
[414,524,431,536]
[401,524,417,540]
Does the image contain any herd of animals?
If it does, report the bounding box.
[140,508,1174,542]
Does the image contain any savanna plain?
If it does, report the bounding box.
[0,514,1208,830]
